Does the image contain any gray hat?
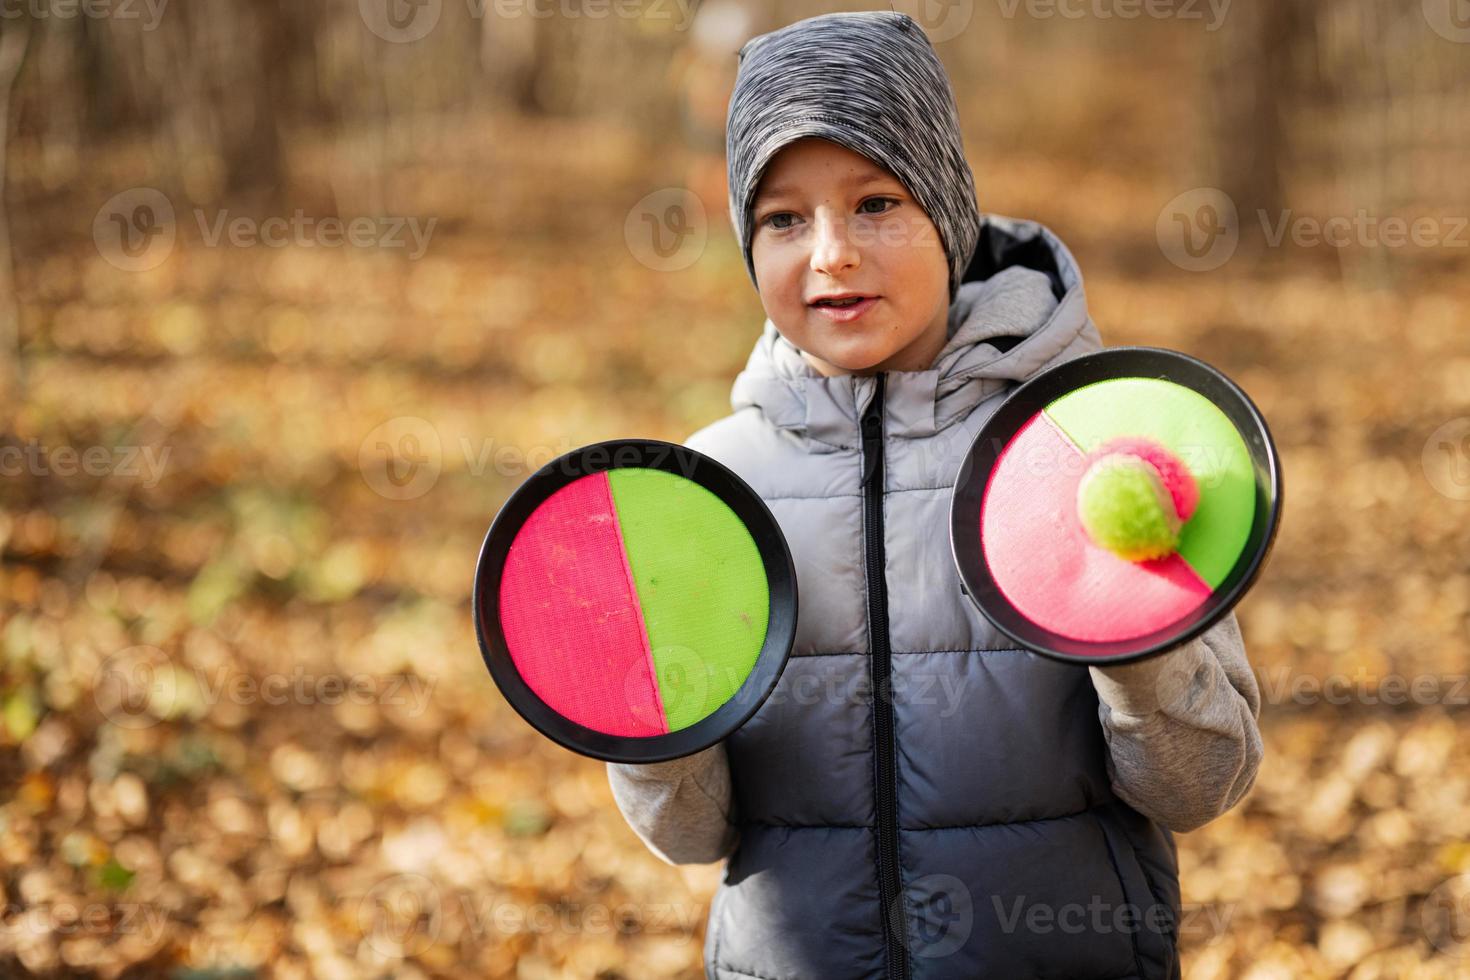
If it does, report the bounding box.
[725,10,982,299]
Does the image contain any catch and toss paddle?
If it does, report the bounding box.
[950,347,1282,664]
[473,440,797,762]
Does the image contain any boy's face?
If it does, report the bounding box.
[749,137,950,378]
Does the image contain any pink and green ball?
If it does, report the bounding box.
[1076,437,1200,562]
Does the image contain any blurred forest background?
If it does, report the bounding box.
[1,0,1470,977]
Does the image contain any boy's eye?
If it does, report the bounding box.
[859,197,899,215]
[762,212,798,230]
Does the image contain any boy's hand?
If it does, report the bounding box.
[607,743,739,865]
[1086,611,1264,833]
[1089,642,1206,718]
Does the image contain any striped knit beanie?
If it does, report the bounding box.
[725,10,982,299]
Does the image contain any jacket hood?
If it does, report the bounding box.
[729,214,1101,449]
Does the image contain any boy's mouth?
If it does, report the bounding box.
[809,293,880,322]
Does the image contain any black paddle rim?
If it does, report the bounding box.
[950,346,1283,665]
[473,439,798,762]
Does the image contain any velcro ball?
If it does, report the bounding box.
[1076,437,1199,562]
[1093,436,1200,522]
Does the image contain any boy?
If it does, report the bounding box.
[609,12,1262,979]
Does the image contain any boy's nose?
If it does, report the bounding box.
[809,212,861,277]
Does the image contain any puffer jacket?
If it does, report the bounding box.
[609,214,1264,980]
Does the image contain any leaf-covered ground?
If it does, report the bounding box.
[3,110,1470,978]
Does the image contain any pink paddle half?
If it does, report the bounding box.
[498,472,666,736]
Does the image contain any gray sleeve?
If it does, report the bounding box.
[606,742,739,865]
[1087,609,1264,833]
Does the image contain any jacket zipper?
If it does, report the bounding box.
[860,373,909,980]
